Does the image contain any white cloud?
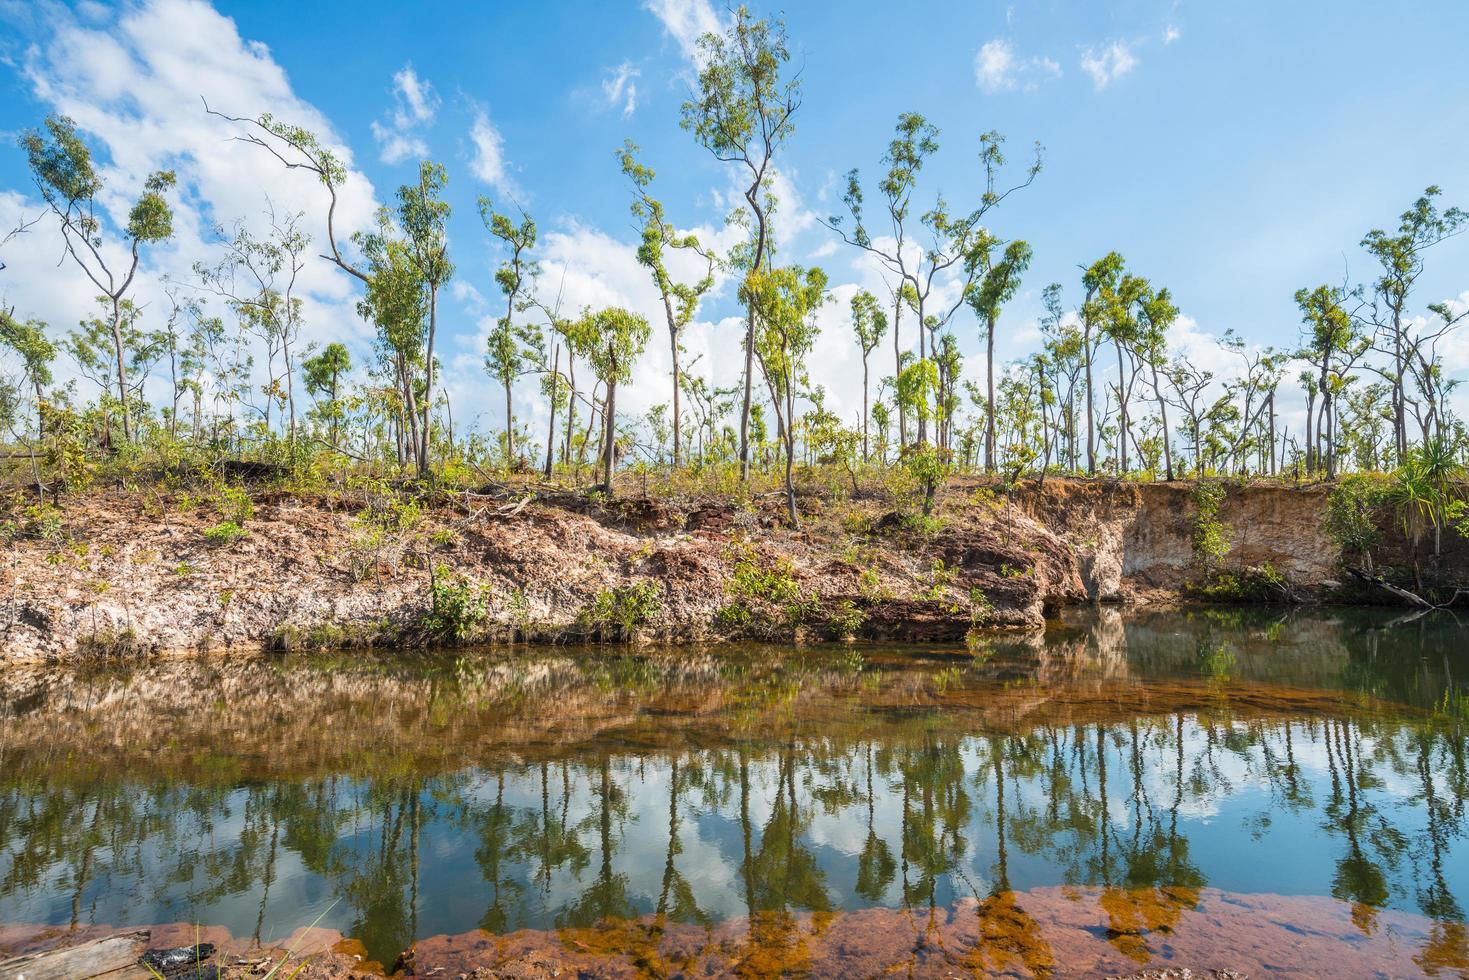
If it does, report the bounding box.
[1163,24,1181,45]
[601,61,640,117]
[468,108,515,195]
[641,0,723,66]
[1080,41,1139,90]
[0,0,379,401]
[370,65,439,164]
[974,39,1060,94]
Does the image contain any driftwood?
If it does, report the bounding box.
[0,931,152,979]
[1347,567,1469,610]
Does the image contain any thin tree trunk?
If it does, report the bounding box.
[544,343,560,478]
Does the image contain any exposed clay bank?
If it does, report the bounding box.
[3,479,1453,663]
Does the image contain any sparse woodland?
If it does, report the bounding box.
[3,7,1469,608]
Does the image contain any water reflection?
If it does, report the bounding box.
[0,608,1466,971]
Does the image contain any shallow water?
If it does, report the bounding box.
[1,607,1467,976]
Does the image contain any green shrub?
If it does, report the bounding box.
[579,581,662,640]
[21,503,66,543]
[216,484,255,524]
[422,564,490,642]
[1326,474,1388,569]
[1190,564,1290,603]
[1190,482,1230,569]
[826,598,865,639]
[718,541,811,630]
[203,520,246,545]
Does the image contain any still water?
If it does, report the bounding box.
[1,608,1467,976]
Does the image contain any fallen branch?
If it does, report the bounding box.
[1347,567,1469,610]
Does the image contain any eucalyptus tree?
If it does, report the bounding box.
[0,311,55,438]
[482,199,541,464]
[575,307,651,496]
[849,289,888,461]
[1358,187,1467,464]
[966,238,1032,471]
[1219,333,1285,476]
[1100,272,1148,475]
[744,264,828,526]
[1135,285,1179,480]
[888,279,917,449]
[396,162,453,475]
[1164,359,1218,478]
[66,298,165,445]
[680,5,800,482]
[196,207,311,446]
[154,290,208,443]
[617,141,718,468]
[1039,284,1085,470]
[827,113,1040,449]
[20,115,177,442]
[531,305,572,478]
[1078,252,1124,474]
[0,309,56,493]
[303,342,352,451]
[355,219,428,469]
[1294,283,1366,478]
[207,107,369,287]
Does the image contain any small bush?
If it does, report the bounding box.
[22,503,66,543]
[216,484,255,524]
[1326,474,1388,569]
[1190,564,1291,603]
[718,540,810,630]
[827,598,865,639]
[1190,482,1230,569]
[203,520,246,545]
[579,581,662,640]
[422,564,490,642]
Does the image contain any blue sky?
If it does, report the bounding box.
[2,0,1468,438]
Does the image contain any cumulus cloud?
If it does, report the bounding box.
[1,0,379,382]
[370,65,439,164]
[641,0,723,66]
[601,61,640,117]
[973,39,1061,94]
[1163,24,1181,45]
[1080,40,1139,89]
[468,107,515,195]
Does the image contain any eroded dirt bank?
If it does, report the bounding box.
[0,479,1444,663]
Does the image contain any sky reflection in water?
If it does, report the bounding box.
[0,607,1466,971]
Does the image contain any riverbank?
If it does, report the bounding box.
[0,477,1453,664]
[4,886,1455,979]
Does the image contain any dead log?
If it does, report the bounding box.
[1345,567,1469,611]
[0,931,152,979]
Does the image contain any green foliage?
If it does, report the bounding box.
[826,598,865,639]
[1190,481,1231,569]
[1325,474,1388,563]
[20,502,66,543]
[717,540,808,630]
[203,520,246,545]
[1191,564,1290,604]
[579,581,662,640]
[422,564,490,642]
[919,558,956,601]
[215,484,255,524]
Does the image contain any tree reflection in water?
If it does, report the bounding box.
[0,607,1466,971]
